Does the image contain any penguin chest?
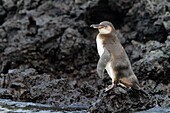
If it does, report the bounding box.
[96,35,104,56]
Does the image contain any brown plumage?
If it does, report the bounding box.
[91,21,140,91]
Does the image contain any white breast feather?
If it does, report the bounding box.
[106,62,115,82]
[96,35,104,56]
[96,35,115,82]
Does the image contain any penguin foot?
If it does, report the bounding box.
[105,83,114,92]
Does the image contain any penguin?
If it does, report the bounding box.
[90,21,141,92]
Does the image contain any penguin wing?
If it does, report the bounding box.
[97,48,111,79]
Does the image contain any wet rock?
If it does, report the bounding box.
[0,69,96,106]
[89,87,151,113]
[89,79,169,112]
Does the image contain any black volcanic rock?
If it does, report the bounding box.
[132,39,170,84]
[124,0,169,43]
[0,0,169,112]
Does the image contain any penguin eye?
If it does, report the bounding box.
[104,26,108,28]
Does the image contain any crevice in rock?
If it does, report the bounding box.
[85,0,125,29]
[27,16,38,37]
[1,61,11,74]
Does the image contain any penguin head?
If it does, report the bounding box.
[90,21,115,34]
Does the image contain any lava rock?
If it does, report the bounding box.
[132,40,170,84]
[0,0,169,112]
[124,0,169,42]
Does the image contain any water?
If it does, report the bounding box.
[0,99,88,113]
[0,99,169,113]
[135,107,170,113]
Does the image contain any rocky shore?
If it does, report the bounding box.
[0,0,169,112]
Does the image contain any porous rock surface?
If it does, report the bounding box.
[0,0,169,112]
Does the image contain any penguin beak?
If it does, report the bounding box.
[90,24,105,29]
